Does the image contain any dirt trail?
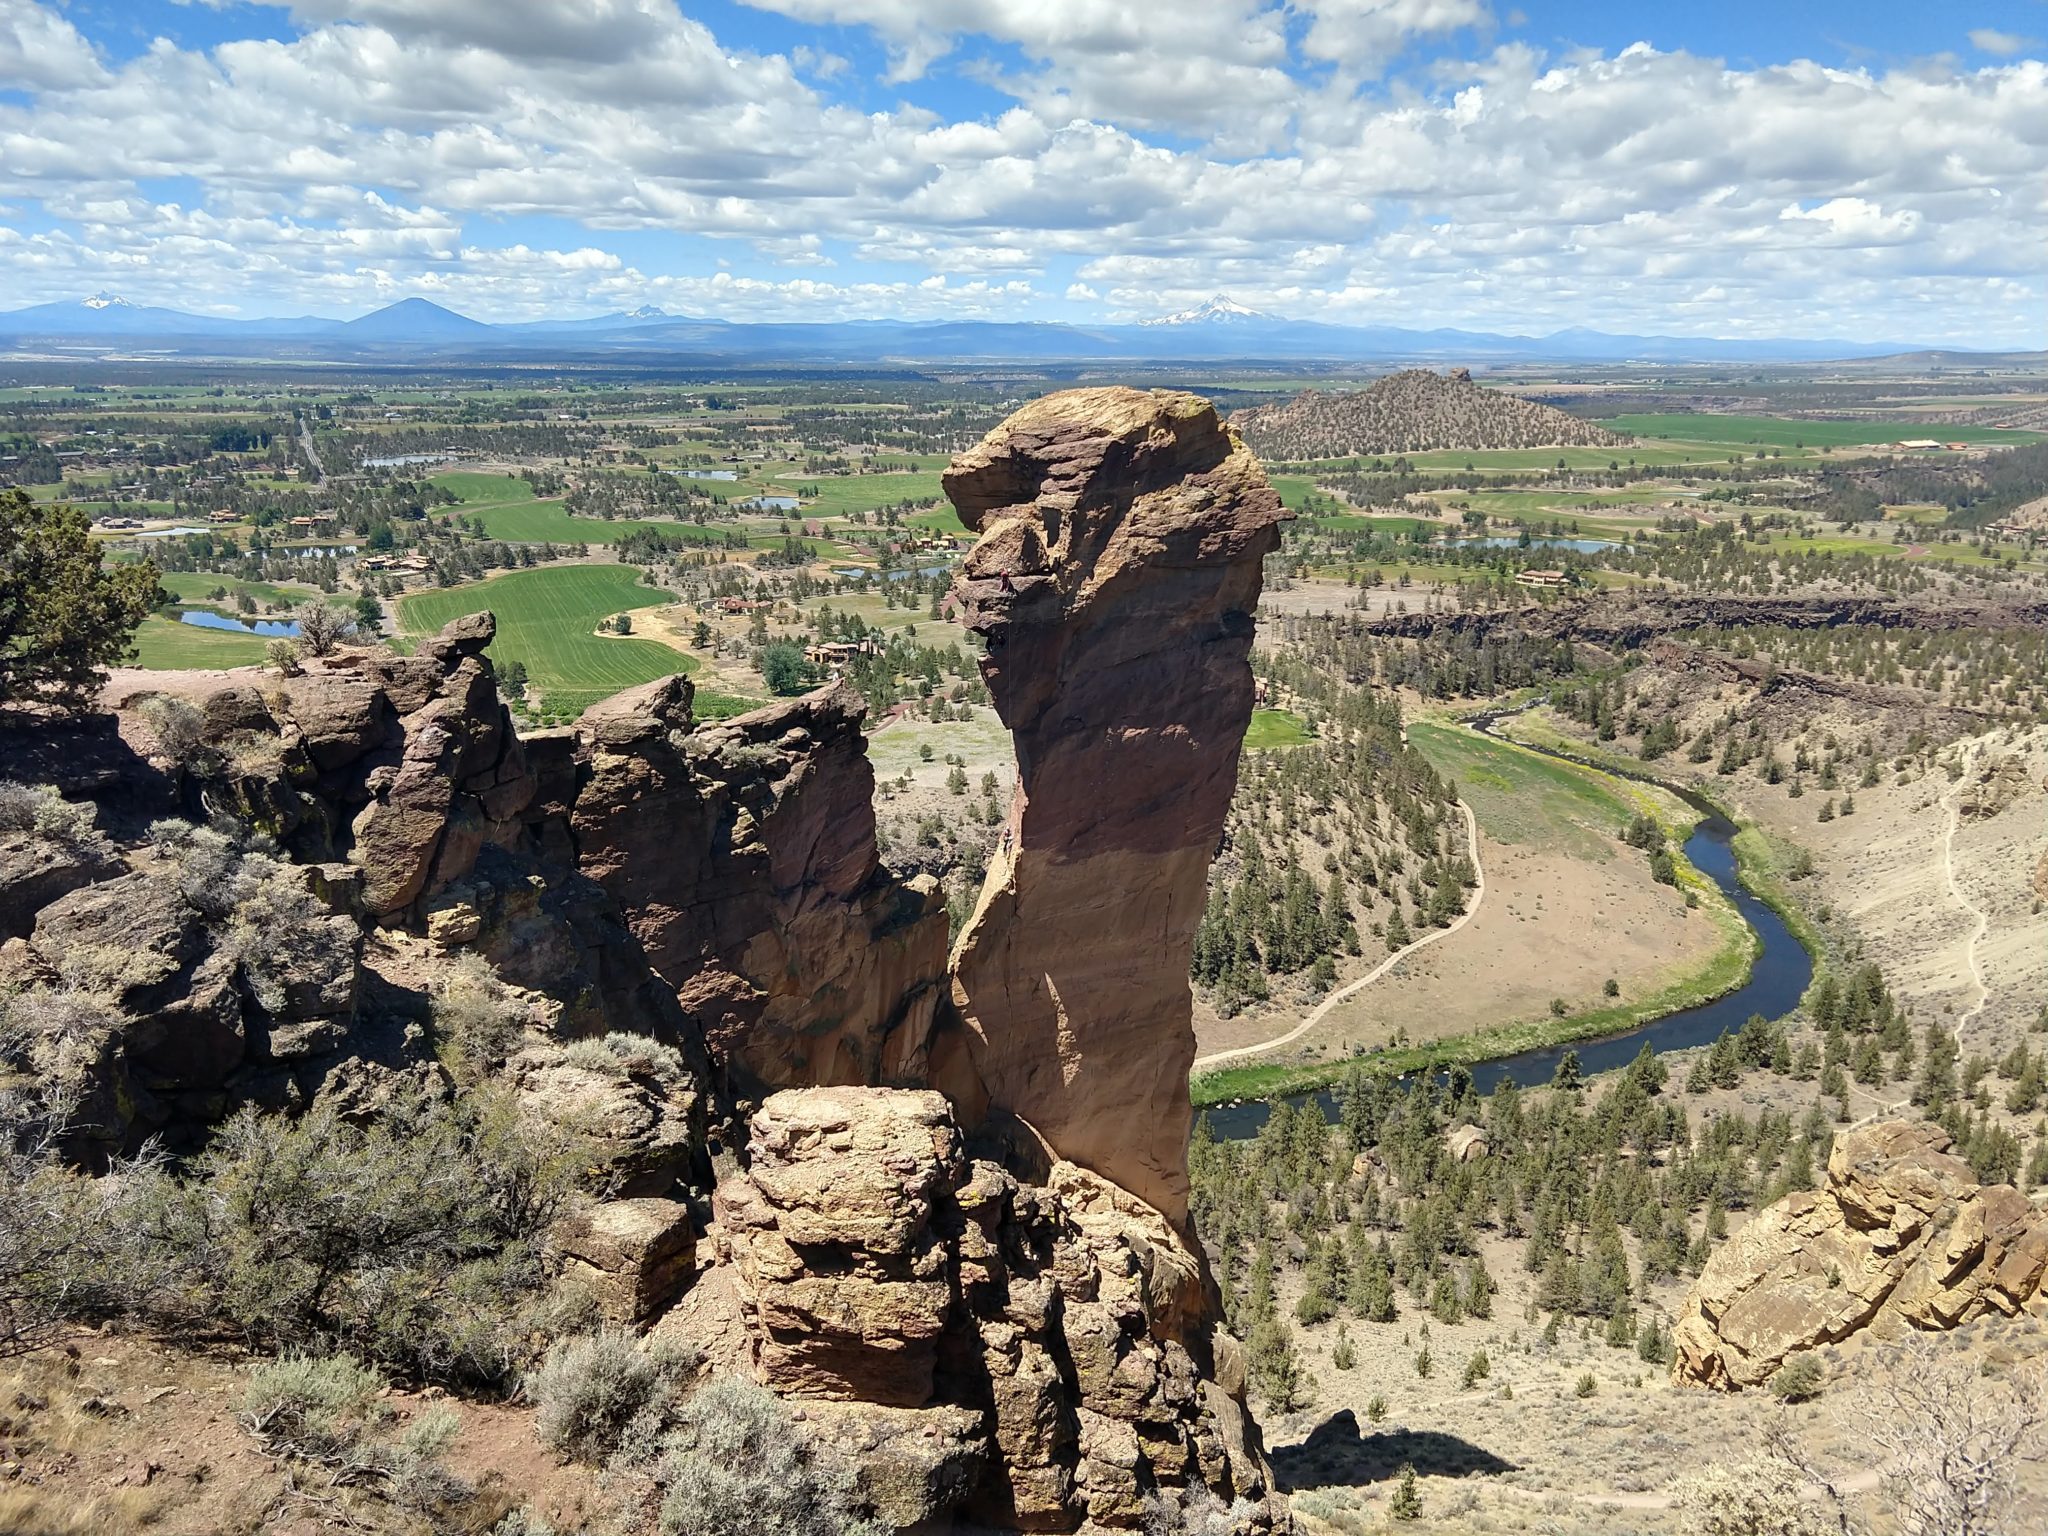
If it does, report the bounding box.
[1191,798,1484,1072]
[1850,737,1988,1129]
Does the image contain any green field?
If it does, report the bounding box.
[1408,720,1634,859]
[158,571,313,611]
[1243,708,1313,749]
[792,470,946,516]
[1306,513,1432,537]
[1600,414,2042,449]
[398,565,693,716]
[129,613,272,669]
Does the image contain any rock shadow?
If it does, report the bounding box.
[1271,1409,1517,1492]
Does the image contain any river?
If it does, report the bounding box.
[1198,713,1814,1139]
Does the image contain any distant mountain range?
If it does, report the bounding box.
[0,290,1971,366]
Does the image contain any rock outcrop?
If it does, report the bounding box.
[705,1086,1278,1532]
[941,387,1286,1225]
[569,677,948,1097]
[1672,1121,2048,1389]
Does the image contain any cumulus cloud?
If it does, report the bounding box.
[0,2,2040,344]
[1969,28,2035,57]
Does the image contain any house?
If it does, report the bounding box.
[718,596,763,614]
[208,510,240,524]
[804,638,881,669]
[1515,568,1571,589]
[1896,439,1944,451]
[1944,443,1973,452]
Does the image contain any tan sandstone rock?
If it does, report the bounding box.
[1673,1121,2048,1388]
[714,1087,1284,1531]
[940,387,1286,1226]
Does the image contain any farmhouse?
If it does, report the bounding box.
[804,638,882,670]
[1515,568,1572,589]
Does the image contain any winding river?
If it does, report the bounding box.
[1199,713,1814,1139]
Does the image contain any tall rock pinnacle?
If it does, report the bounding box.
[940,388,1286,1225]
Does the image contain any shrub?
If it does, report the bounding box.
[140,1085,576,1385]
[1142,1485,1264,1536]
[531,1329,682,1466]
[296,602,356,657]
[1768,1352,1825,1403]
[558,1033,689,1084]
[240,1354,385,1459]
[266,637,303,676]
[657,1377,875,1536]
[1574,1371,1597,1398]
[434,953,531,1078]
[136,693,207,767]
[0,779,95,844]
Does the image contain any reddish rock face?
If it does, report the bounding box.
[570,680,948,1098]
[941,388,1286,1226]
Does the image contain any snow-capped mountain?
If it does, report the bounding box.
[1140,295,1270,327]
[81,292,133,311]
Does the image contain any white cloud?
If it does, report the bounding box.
[0,4,2040,344]
[0,0,106,90]
[1968,29,2035,58]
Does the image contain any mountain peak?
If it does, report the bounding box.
[1141,294,1269,327]
[624,304,668,320]
[82,292,131,311]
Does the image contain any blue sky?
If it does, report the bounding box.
[1,1,2043,344]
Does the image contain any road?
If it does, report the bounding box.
[297,414,325,486]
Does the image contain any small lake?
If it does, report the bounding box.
[135,526,212,539]
[1200,717,1813,1141]
[668,469,737,481]
[276,544,359,557]
[739,495,802,511]
[363,454,444,468]
[178,610,301,637]
[1463,536,1618,554]
[833,564,953,581]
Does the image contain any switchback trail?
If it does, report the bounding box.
[1191,798,1484,1072]
[1850,738,1989,1128]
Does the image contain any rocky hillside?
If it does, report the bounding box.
[3,387,1291,1535]
[1231,368,1630,459]
[1674,1120,2048,1390]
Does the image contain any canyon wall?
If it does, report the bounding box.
[19,386,1289,1532]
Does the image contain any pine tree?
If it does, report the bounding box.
[1389,1465,1423,1520]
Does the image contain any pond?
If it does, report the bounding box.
[832,564,954,581]
[1200,714,1813,1140]
[135,526,213,539]
[178,610,301,637]
[739,495,802,511]
[363,453,444,468]
[1462,535,1619,554]
[668,469,738,481]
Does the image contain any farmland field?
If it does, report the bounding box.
[398,564,693,717]
[1599,414,2044,449]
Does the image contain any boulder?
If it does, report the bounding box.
[1446,1124,1490,1163]
[0,830,114,941]
[1673,1121,2048,1389]
[941,387,1286,1226]
[555,1197,697,1324]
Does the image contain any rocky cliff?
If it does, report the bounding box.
[1672,1121,2048,1389]
[8,387,1288,1533]
[939,388,1286,1226]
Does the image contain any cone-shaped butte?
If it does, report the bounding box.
[941,387,1286,1227]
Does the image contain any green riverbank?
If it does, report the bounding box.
[1188,713,1793,1110]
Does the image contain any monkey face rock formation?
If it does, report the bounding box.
[1672,1121,2048,1389]
[942,388,1285,1226]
